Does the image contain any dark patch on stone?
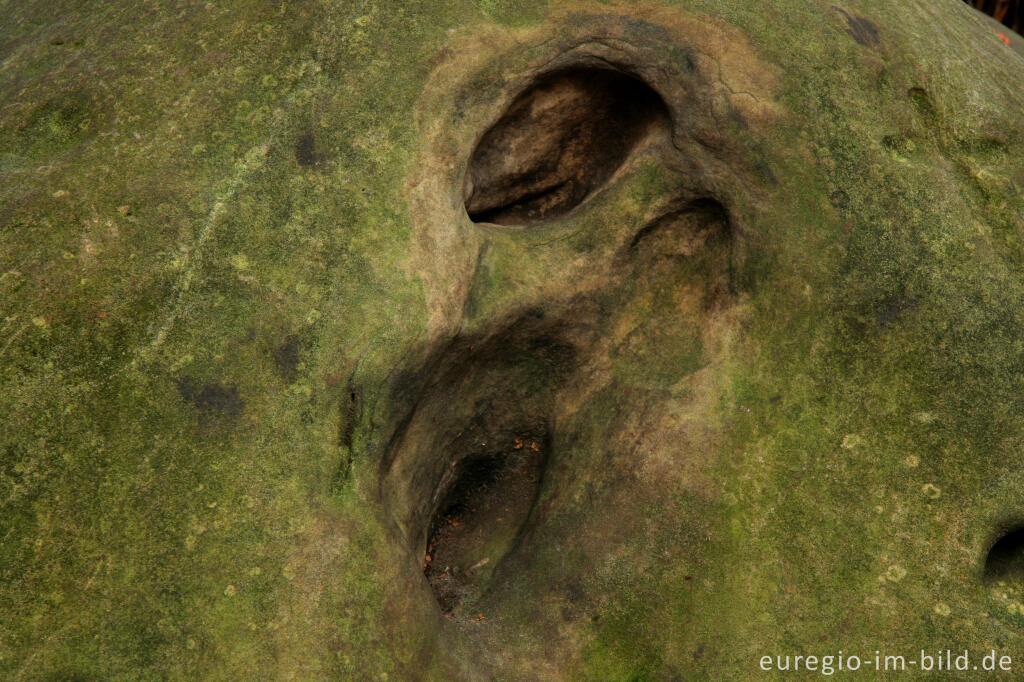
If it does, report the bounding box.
[294,130,321,167]
[565,578,584,604]
[383,307,577,423]
[176,377,244,420]
[272,334,301,383]
[728,105,749,131]
[753,158,776,184]
[465,67,670,225]
[876,297,919,327]
[833,7,880,46]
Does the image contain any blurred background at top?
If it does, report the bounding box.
[966,0,1022,34]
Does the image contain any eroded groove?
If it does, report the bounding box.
[465,67,670,226]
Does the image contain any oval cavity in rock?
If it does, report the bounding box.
[465,67,670,226]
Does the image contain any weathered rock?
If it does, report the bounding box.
[1,1,1023,679]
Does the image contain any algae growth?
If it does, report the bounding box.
[2,0,1024,679]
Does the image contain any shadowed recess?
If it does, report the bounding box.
[628,197,730,258]
[984,527,1024,585]
[464,67,670,226]
[424,427,549,613]
[379,309,589,618]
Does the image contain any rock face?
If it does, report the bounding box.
[2,1,1023,679]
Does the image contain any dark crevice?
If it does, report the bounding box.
[468,181,569,226]
[331,385,361,492]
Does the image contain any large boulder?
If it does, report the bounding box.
[2,1,1023,678]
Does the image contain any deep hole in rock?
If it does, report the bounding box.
[423,427,549,613]
[380,309,593,617]
[465,67,670,226]
[985,527,1024,585]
